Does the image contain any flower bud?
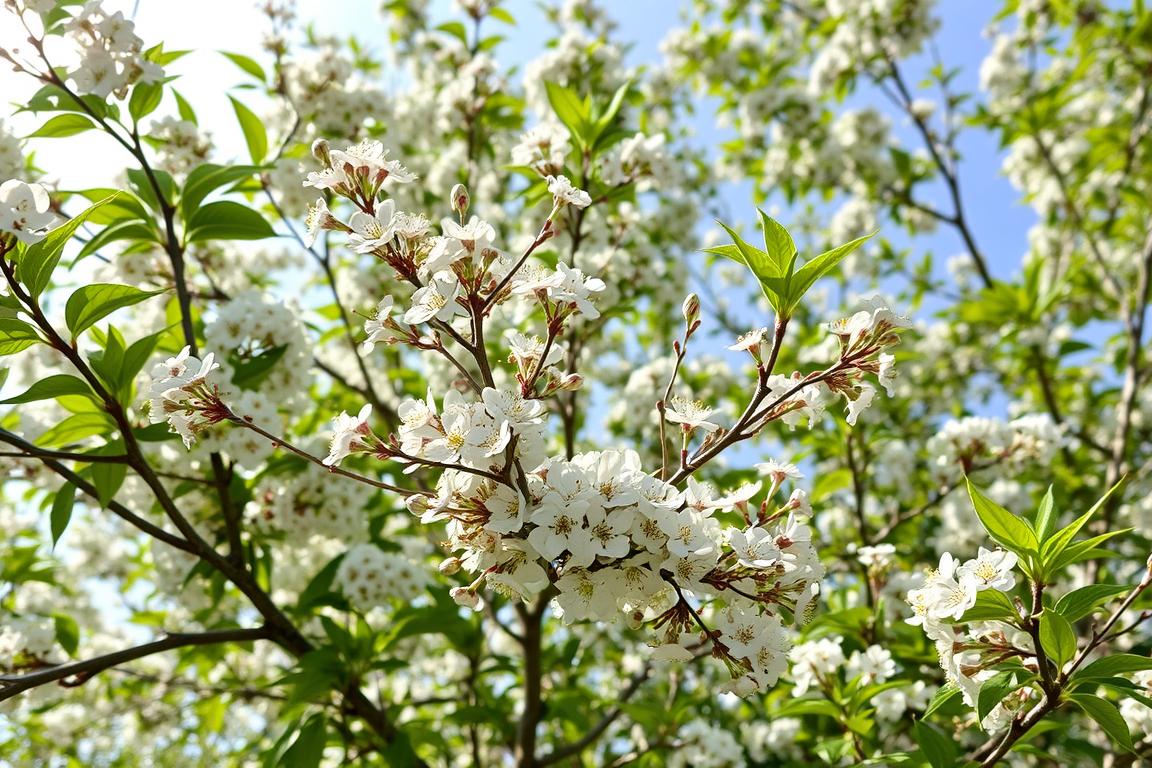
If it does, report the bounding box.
[450,183,470,216]
[450,586,482,611]
[681,293,700,327]
[558,373,584,392]
[439,557,463,576]
[311,139,332,168]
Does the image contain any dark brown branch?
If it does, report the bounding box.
[0,626,270,702]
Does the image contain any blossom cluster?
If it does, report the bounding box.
[906,548,1030,730]
[146,347,227,447]
[290,136,872,693]
[58,0,164,99]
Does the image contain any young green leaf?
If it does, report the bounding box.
[1071,694,1133,752]
[959,588,1020,623]
[785,231,875,315]
[914,720,957,768]
[50,482,77,547]
[1038,609,1077,668]
[966,478,1038,556]
[1076,654,1152,680]
[65,284,166,339]
[544,81,589,144]
[26,113,96,139]
[977,669,1020,721]
[128,80,164,122]
[756,208,798,273]
[1034,485,1056,542]
[1040,479,1125,573]
[0,374,92,405]
[921,682,960,718]
[229,96,268,164]
[1053,583,1131,623]
[53,614,80,655]
[220,51,267,83]
[0,318,44,356]
[186,201,276,242]
[18,194,119,297]
[279,715,327,768]
[181,163,261,221]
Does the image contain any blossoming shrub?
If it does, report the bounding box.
[1,1,1151,767]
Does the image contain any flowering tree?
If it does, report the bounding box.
[0,1,1150,767]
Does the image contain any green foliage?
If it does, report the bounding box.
[185,200,276,242]
[16,195,120,296]
[65,284,166,339]
[705,209,873,318]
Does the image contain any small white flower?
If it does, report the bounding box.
[546,174,592,209]
[665,396,720,433]
[361,296,395,353]
[323,404,373,466]
[957,548,1018,592]
[347,200,398,253]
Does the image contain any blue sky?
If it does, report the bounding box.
[4,0,1033,284]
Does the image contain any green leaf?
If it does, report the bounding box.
[967,479,1038,556]
[1038,609,1077,668]
[489,7,515,24]
[1076,654,1152,679]
[65,284,166,339]
[591,79,631,147]
[37,412,115,448]
[1034,485,1056,542]
[921,683,960,718]
[186,201,276,242]
[90,442,127,506]
[128,80,164,122]
[0,374,91,405]
[121,329,168,390]
[787,231,875,314]
[711,221,785,314]
[959,588,1020,623]
[0,318,43,356]
[26,113,96,138]
[126,168,176,213]
[173,89,197,123]
[74,220,160,263]
[229,345,287,390]
[1054,584,1131,623]
[180,163,261,222]
[228,96,268,164]
[279,715,327,768]
[544,81,589,143]
[50,482,76,547]
[53,614,80,655]
[1040,480,1125,573]
[914,721,957,768]
[1050,530,1129,571]
[19,195,119,296]
[1071,694,1132,752]
[72,188,152,226]
[220,51,267,83]
[296,553,346,612]
[977,669,1020,721]
[756,208,797,274]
